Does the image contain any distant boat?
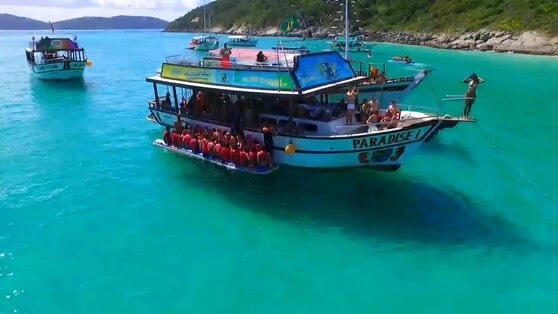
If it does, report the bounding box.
[329,36,370,53]
[188,35,219,51]
[226,35,258,47]
[25,35,91,80]
[187,0,219,51]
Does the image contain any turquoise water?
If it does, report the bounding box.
[1,30,558,313]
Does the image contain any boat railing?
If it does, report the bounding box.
[164,52,293,70]
[333,114,441,136]
[165,54,201,66]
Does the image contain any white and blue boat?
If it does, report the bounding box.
[25,36,91,81]
[145,49,473,173]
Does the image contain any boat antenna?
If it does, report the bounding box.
[344,0,349,59]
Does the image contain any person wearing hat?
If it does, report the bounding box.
[462,73,484,118]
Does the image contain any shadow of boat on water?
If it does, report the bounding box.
[172,158,528,250]
[420,137,475,163]
[30,77,92,107]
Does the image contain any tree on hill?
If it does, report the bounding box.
[166,0,558,35]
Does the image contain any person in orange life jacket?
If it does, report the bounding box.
[207,140,216,158]
[189,136,198,153]
[170,128,182,147]
[220,143,231,163]
[163,126,171,146]
[256,144,270,167]
[248,144,257,166]
[239,147,249,167]
[181,129,191,148]
[220,43,232,68]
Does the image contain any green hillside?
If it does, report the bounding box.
[166,0,558,35]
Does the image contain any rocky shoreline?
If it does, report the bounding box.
[173,25,558,57]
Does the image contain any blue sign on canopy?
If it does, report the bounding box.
[292,52,356,90]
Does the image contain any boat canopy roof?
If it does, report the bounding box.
[147,51,368,96]
[228,35,252,39]
[32,37,81,51]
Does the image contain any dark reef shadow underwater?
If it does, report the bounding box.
[155,148,531,251]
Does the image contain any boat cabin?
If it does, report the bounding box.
[147,51,432,138]
[25,36,87,65]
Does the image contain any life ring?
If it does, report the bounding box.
[370,67,379,79]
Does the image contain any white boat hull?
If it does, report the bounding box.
[226,40,258,47]
[190,41,219,51]
[28,61,85,80]
[147,109,446,171]
[331,70,430,107]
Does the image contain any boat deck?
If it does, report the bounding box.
[153,139,278,174]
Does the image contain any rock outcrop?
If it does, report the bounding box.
[175,24,558,56]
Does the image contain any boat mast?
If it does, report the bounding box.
[203,0,207,34]
[344,0,349,59]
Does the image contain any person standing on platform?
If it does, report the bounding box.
[220,43,232,69]
[462,73,484,119]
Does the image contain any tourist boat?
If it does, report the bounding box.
[155,47,427,108]
[329,36,370,52]
[25,36,91,80]
[226,35,258,47]
[187,0,219,51]
[188,35,220,51]
[145,50,473,172]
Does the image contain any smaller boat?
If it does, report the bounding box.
[329,36,370,52]
[391,56,413,64]
[270,45,310,55]
[153,139,278,175]
[226,35,258,47]
[188,35,220,51]
[25,36,91,80]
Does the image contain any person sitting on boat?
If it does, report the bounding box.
[345,86,358,125]
[189,135,199,153]
[171,129,182,148]
[173,116,183,134]
[181,129,192,149]
[163,127,172,146]
[369,67,379,83]
[256,144,270,167]
[360,99,370,123]
[380,101,401,129]
[220,43,232,68]
[180,96,188,115]
[194,91,205,116]
[165,91,171,105]
[256,51,268,63]
[377,72,387,84]
[230,142,240,165]
[462,73,484,119]
[366,99,380,125]
[239,147,249,167]
[261,122,276,162]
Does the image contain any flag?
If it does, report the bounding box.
[48,21,54,33]
[191,17,199,23]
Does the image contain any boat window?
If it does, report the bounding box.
[300,123,318,132]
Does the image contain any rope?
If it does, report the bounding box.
[474,122,558,203]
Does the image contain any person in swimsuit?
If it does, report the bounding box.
[366,99,380,124]
[345,86,358,125]
[462,73,484,118]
